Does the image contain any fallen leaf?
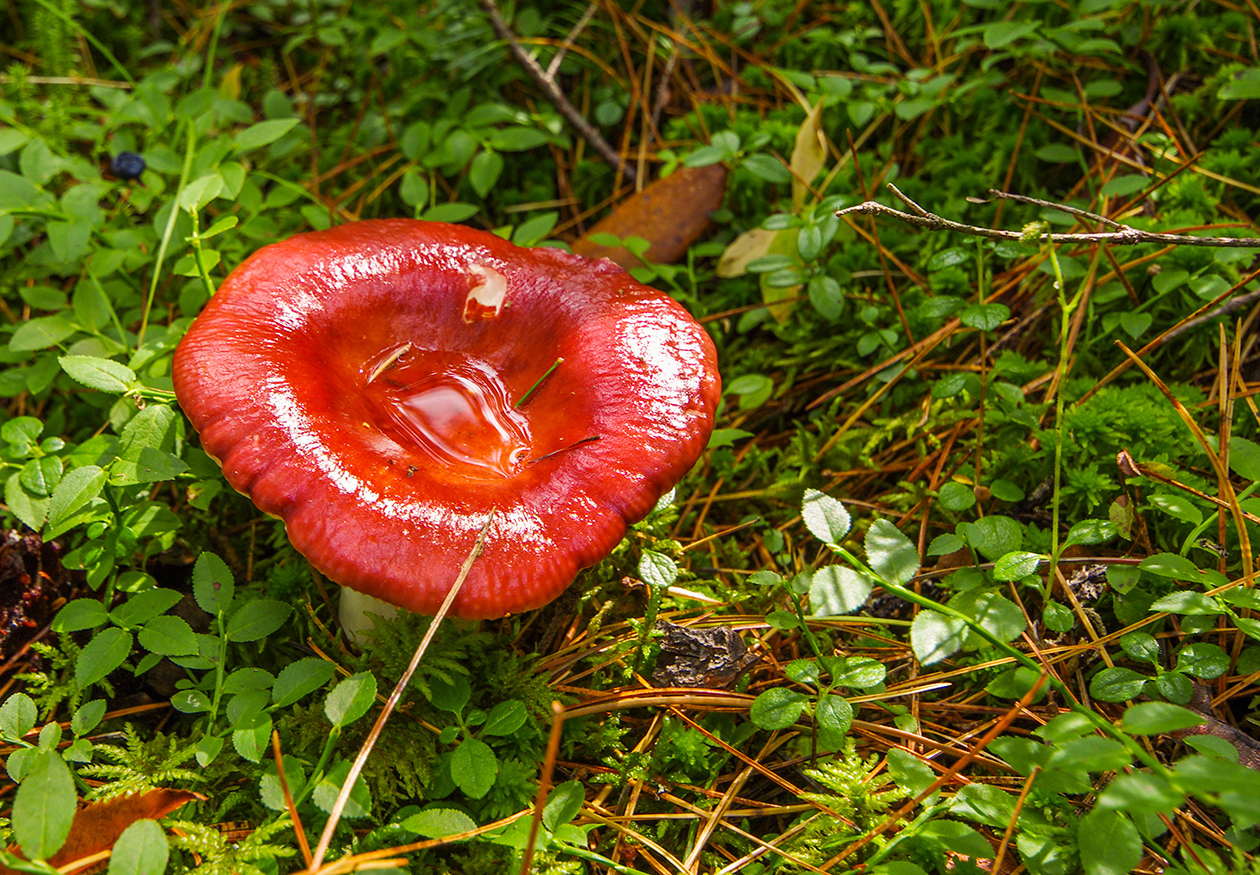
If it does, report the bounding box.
[1,788,205,875]
[572,164,727,269]
[791,99,827,210]
[716,226,777,279]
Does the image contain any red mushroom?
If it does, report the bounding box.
[172,220,720,621]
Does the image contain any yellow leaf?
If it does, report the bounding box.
[791,100,827,210]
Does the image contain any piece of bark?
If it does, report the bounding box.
[572,165,727,270]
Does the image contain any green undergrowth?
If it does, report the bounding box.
[2,0,1260,874]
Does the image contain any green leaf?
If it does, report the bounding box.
[111,588,182,628]
[927,533,965,555]
[108,819,168,875]
[815,693,853,742]
[13,749,75,860]
[1098,771,1185,816]
[1175,642,1228,679]
[911,609,966,665]
[20,456,61,498]
[830,656,886,690]
[0,693,37,740]
[750,688,808,730]
[325,672,377,729]
[1063,518,1117,548]
[916,821,993,859]
[192,552,234,615]
[427,674,471,714]
[258,754,304,809]
[235,118,300,151]
[926,248,969,271]
[485,127,549,151]
[52,598,109,633]
[802,489,850,543]
[1139,552,1202,579]
[865,519,919,585]
[887,748,936,797]
[742,153,792,183]
[958,515,1022,560]
[468,149,503,198]
[482,699,528,737]
[313,759,371,818]
[9,316,76,352]
[1089,666,1148,702]
[638,551,677,588]
[272,658,336,707]
[1078,807,1141,875]
[960,303,1009,331]
[226,599,291,642]
[543,780,585,831]
[992,550,1043,581]
[1048,736,1131,773]
[982,18,1043,48]
[72,700,106,736]
[450,738,497,799]
[403,807,477,839]
[232,712,272,763]
[1149,591,1222,616]
[59,356,135,393]
[138,615,197,657]
[809,566,872,616]
[75,626,132,688]
[6,473,49,532]
[1120,701,1205,735]
[1219,67,1260,100]
[937,481,976,511]
[953,591,1025,643]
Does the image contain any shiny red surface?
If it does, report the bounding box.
[172,220,720,619]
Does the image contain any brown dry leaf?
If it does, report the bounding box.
[572,164,727,270]
[1,788,205,875]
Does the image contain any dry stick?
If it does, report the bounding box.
[307,511,497,873]
[478,0,636,183]
[837,184,1260,248]
[518,701,568,875]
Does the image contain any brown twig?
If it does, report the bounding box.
[838,184,1260,248]
[477,0,636,184]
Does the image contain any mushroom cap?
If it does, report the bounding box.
[172,220,720,619]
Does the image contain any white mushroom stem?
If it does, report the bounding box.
[339,586,399,645]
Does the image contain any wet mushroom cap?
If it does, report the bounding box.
[172,219,720,619]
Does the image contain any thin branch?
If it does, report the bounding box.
[837,184,1260,248]
[478,0,636,184]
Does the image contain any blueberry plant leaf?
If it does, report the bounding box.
[325,672,377,729]
[108,819,168,875]
[450,739,498,799]
[192,552,234,616]
[13,749,75,861]
[809,565,872,616]
[750,688,808,730]
[865,519,919,585]
[910,610,966,665]
[1077,807,1141,875]
[403,807,477,839]
[802,488,850,544]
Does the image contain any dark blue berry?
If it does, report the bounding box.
[111,151,146,181]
